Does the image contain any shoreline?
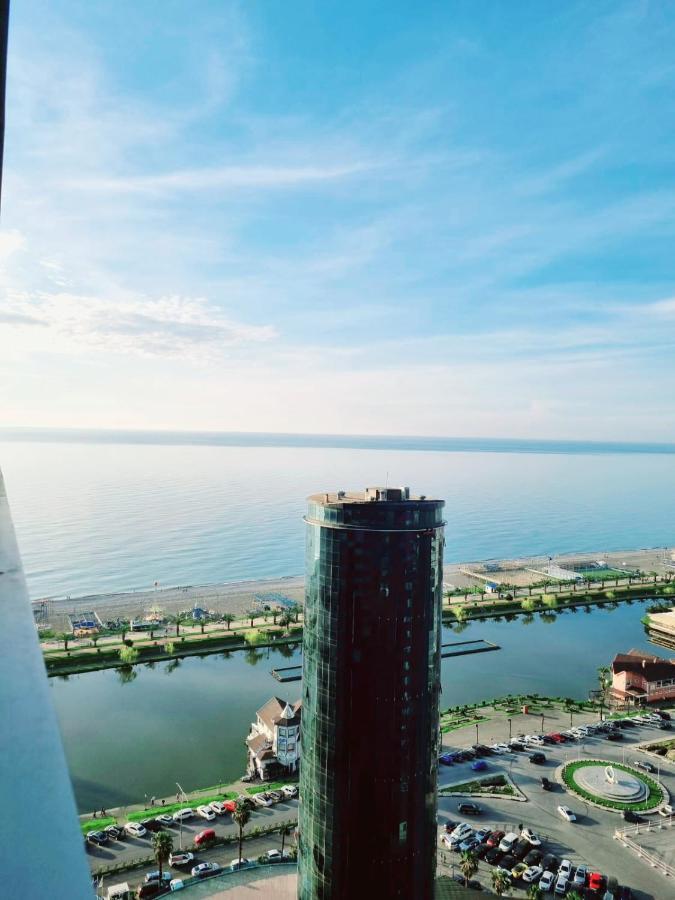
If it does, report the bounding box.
[35,544,674,630]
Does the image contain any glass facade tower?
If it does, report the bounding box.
[298,487,445,899]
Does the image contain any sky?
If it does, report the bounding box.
[1,0,675,440]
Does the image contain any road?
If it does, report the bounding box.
[438,718,674,898]
[87,797,298,894]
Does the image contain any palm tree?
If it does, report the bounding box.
[222,613,235,630]
[459,850,478,887]
[527,885,544,900]
[491,868,510,897]
[278,609,293,630]
[567,892,583,900]
[232,799,251,865]
[152,830,173,888]
[246,609,258,628]
[597,665,612,693]
[58,632,70,651]
[280,823,292,856]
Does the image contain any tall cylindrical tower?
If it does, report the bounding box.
[298,487,445,899]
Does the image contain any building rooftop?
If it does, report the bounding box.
[612,650,675,681]
[308,486,440,505]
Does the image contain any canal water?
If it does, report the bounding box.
[50,600,656,813]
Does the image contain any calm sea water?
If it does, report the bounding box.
[1,430,675,600]
[1,430,673,812]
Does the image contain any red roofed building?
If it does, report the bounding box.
[611,649,675,705]
[246,696,301,781]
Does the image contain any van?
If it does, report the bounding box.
[194,828,216,847]
[498,832,518,853]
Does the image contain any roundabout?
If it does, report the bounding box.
[560,759,668,813]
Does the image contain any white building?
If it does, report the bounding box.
[246,696,301,781]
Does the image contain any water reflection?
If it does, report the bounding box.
[117,665,137,685]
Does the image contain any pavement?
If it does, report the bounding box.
[439,712,674,898]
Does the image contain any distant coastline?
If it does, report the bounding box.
[2,426,675,455]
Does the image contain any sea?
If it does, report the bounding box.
[1,429,675,600]
[1,429,673,811]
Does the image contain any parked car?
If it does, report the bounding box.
[588,872,605,892]
[194,828,216,847]
[617,886,633,899]
[474,827,491,843]
[169,852,194,867]
[485,846,503,865]
[191,862,222,877]
[511,862,528,880]
[525,850,543,867]
[266,849,289,861]
[144,872,171,886]
[439,753,454,766]
[491,743,510,754]
[224,800,239,813]
[197,805,215,821]
[474,843,491,860]
[281,785,298,798]
[87,831,109,846]
[487,830,505,848]
[498,832,519,853]
[124,822,147,838]
[658,804,674,817]
[541,776,553,791]
[141,819,164,833]
[104,825,123,840]
[632,759,656,773]
[254,793,273,808]
[541,853,559,873]
[497,854,516,877]
[606,731,623,741]
[539,870,555,892]
[471,760,487,772]
[155,814,174,827]
[169,879,184,892]
[554,871,569,896]
[521,827,541,846]
[458,802,481,815]
[137,884,165,899]
[459,835,481,853]
[558,806,576,822]
[513,839,531,861]
[209,801,227,815]
[529,752,546,764]
[228,858,254,871]
[523,865,543,883]
[509,740,525,751]
[172,809,193,823]
[573,865,588,887]
[559,860,573,880]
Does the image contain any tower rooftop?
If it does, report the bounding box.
[308,486,440,505]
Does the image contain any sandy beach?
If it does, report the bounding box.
[38,545,674,631]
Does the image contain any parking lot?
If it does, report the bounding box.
[438,714,674,897]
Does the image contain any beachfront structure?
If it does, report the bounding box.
[611,649,675,705]
[298,486,445,899]
[246,696,301,781]
[647,609,675,651]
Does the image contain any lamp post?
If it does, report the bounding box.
[176,782,187,850]
[540,713,545,734]
[475,723,479,745]
[508,718,512,741]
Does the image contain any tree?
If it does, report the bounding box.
[459,850,478,887]
[597,665,612,693]
[91,634,100,649]
[521,597,536,612]
[58,632,70,651]
[119,645,139,665]
[246,609,258,628]
[222,613,235,631]
[232,799,251,865]
[491,868,511,897]
[567,892,583,900]
[527,885,544,900]
[278,609,293,629]
[287,602,301,623]
[200,621,206,635]
[280,823,292,856]
[152,830,173,888]
[542,594,558,609]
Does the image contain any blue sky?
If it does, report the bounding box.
[1,0,675,438]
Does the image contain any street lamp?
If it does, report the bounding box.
[475,723,479,745]
[176,782,187,850]
[508,718,512,741]
[540,713,545,733]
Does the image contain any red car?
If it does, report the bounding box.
[194,828,216,847]
[223,800,237,813]
[550,733,564,743]
[589,872,605,892]
[486,830,505,848]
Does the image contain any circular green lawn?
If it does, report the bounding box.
[561,760,666,812]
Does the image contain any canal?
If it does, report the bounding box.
[50,599,657,813]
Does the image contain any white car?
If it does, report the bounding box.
[197,805,216,820]
[254,793,273,808]
[525,734,544,745]
[191,862,221,877]
[539,870,555,892]
[266,849,290,861]
[447,829,474,850]
[659,804,674,817]
[169,852,194,867]
[155,814,174,826]
[491,743,510,754]
[210,801,227,815]
[499,832,519,853]
[557,805,576,822]
[558,859,573,879]
[554,872,569,896]
[124,822,147,838]
[169,879,184,892]
[229,858,254,870]
[172,808,194,822]
[281,785,298,798]
[521,827,542,846]
[523,865,543,883]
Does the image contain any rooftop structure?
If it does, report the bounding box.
[299,486,445,898]
[246,696,302,781]
[611,649,675,704]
